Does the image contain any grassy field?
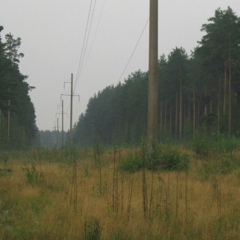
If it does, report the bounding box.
[0,147,240,239]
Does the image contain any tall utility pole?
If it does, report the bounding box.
[148,0,158,143]
[61,73,79,145]
[70,73,73,143]
[57,117,59,132]
[62,99,64,148]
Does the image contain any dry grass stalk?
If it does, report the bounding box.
[112,149,116,212]
[70,159,78,212]
[185,170,188,223]
[175,171,179,218]
[121,173,124,214]
[141,145,148,220]
[149,172,154,219]
[127,174,134,221]
[112,149,120,215]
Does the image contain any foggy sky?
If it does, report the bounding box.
[1,0,240,131]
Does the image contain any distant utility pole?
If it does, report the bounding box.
[61,73,79,145]
[56,100,67,148]
[148,0,159,143]
[57,117,59,132]
[70,73,73,143]
[62,99,64,148]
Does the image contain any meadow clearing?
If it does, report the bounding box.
[0,146,240,240]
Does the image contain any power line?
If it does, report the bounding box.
[73,16,149,127]
[70,4,148,129]
[118,18,149,82]
[75,0,97,90]
[84,0,106,66]
[75,0,93,83]
[81,0,97,71]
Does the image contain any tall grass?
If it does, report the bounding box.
[0,146,239,239]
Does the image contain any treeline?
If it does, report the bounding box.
[73,7,240,146]
[39,130,67,149]
[0,26,37,150]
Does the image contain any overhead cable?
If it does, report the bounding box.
[118,18,149,82]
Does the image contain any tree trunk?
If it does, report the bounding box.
[223,64,227,115]
[175,92,178,138]
[217,78,221,133]
[179,79,182,140]
[192,85,196,138]
[169,106,172,136]
[228,40,232,135]
[164,103,167,130]
[160,101,163,131]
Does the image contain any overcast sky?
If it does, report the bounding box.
[1,0,240,131]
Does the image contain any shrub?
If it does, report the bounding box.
[119,145,189,173]
[84,218,101,240]
[147,144,189,171]
[192,133,212,157]
[0,153,12,177]
[217,135,240,154]
[118,152,142,173]
[192,132,240,157]
[198,156,240,179]
[22,164,44,185]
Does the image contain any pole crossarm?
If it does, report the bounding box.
[60,73,80,145]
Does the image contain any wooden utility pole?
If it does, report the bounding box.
[70,73,73,143]
[57,117,59,132]
[62,99,64,148]
[148,0,158,143]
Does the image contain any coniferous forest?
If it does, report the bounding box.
[0,26,37,150]
[73,7,240,146]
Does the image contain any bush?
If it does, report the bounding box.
[147,144,189,171]
[22,164,44,185]
[192,133,240,157]
[199,156,240,179]
[217,135,240,154]
[119,145,189,173]
[192,132,212,157]
[84,218,101,240]
[118,152,142,173]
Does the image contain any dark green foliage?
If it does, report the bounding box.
[0,167,12,177]
[0,153,12,176]
[22,164,44,185]
[39,130,67,148]
[192,132,240,157]
[217,135,240,154]
[118,152,142,173]
[74,71,148,146]
[192,132,212,157]
[84,218,101,240]
[147,144,189,171]
[198,156,240,179]
[0,26,37,150]
[119,145,189,173]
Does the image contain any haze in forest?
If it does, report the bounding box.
[1,1,240,132]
